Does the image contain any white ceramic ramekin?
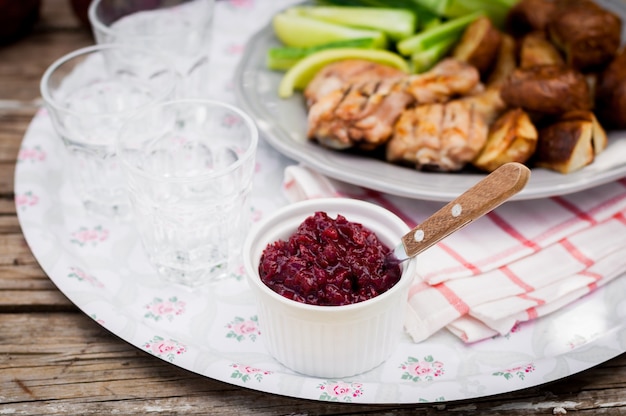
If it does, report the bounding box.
[243,198,417,378]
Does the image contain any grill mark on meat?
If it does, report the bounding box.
[334,85,353,114]
[306,58,484,156]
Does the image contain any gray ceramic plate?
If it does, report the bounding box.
[234,0,626,202]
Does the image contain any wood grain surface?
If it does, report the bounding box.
[0,1,624,414]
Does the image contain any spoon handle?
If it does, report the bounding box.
[401,162,531,259]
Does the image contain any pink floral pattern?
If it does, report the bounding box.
[144,297,186,322]
[90,313,105,325]
[226,316,261,342]
[502,322,522,340]
[251,205,263,223]
[68,266,104,288]
[70,225,109,247]
[17,145,46,163]
[568,335,588,349]
[225,43,245,55]
[225,0,254,10]
[493,363,536,380]
[15,191,39,209]
[229,264,247,283]
[230,364,272,383]
[144,336,187,362]
[318,381,363,402]
[400,356,445,382]
[222,112,243,127]
[230,264,246,282]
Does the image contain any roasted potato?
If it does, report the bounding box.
[500,65,592,115]
[486,33,517,88]
[535,110,607,173]
[506,0,557,36]
[548,0,621,72]
[519,31,564,69]
[452,16,502,77]
[473,108,538,172]
[560,110,608,154]
[595,48,626,129]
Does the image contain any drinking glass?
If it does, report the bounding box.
[88,0,215,99]
[40,44,178,219]
[117,99,258,287]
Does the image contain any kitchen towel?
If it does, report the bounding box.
[283,164,626,343]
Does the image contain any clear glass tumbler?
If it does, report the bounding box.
[88,0,215,99]
[40,44,178,220]
[117,99,258,287]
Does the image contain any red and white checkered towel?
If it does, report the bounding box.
[283,165,626,343]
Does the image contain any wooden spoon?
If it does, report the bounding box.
[391,162,531,263]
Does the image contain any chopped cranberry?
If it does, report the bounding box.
[258,211,402,306]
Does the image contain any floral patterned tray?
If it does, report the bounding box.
[15,109,626,404]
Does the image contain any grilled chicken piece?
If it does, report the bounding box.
[536,110,607,173]
[473,108,538,172]
[303,59,407,108]
[405,58,482,104]
[307,78,414,150]
[386,99,488,171]
[306,58,482,153]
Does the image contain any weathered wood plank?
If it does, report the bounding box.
[0,166,16,196]
[0,106,38,196]
[0,290,73,311]
[0,30,92,103]
[0,264,49,282]
[0,216,24,233]
[38,0,90,30]
[0,108,39,165]
[0,234,40,266]
[0,107,38,141]
[0,0,93,103]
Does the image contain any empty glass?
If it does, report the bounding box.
[88,0,215,99]
[40,44,178,219]
[117,99,258,287]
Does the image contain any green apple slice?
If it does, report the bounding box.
[278,47,409,98]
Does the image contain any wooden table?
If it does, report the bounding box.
[1,1,625,414]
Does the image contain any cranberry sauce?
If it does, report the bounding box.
[258,211,402,306]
